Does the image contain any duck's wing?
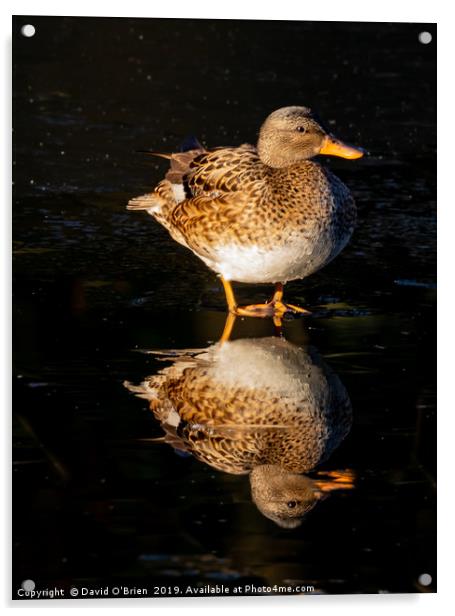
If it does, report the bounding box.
[127,143,266,258]
[186,144,260,196]
[133,142,259,194]
[124,366,258,473]
[127,144,259,211]
[160,145,266,257]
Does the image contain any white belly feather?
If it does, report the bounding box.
[200,236,342,284]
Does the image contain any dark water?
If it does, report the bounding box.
[12,16,436,596]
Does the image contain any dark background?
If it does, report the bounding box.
[13,16,436,596]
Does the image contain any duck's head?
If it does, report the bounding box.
[257,106,364,168]
[250,465,355,528]
[249,465,326,529]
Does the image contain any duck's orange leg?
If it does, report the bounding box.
[267,283,311,318]
[220,277,310,321]
[219,312,237,344]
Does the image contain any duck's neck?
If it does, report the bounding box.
[257,144,317,169]
[257,147,292,169]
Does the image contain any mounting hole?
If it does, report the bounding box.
[21,579,36,591]
[418,573,432,586]
[21,24,35,38]
[418,31,432,45]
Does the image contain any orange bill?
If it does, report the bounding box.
[319,136,364,159]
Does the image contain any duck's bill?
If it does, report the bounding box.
[319,136,364,159]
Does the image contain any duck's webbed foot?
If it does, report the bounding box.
[220,278,311,324]
[313,469,356,493]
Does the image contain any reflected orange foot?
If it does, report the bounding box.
[323,469,356,482]
[234,301,311,319]
[314,469,356,492]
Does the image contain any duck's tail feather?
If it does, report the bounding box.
[135,148,202,183]
[126,180,190,249]
[137,136,205,185]
[136,136,203,158]
[136,150,173,160]
[126,192,165,212]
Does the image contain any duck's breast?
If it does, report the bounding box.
[203,166,355,283]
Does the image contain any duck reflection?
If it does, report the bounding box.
[125,320,353,528]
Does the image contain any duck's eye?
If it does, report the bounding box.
[296,126,306,133]
[287,501,298,509]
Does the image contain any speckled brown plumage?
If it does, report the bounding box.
[127,106,363,289]
[124,337,352,475]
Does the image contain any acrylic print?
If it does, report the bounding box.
[12,16,436,598]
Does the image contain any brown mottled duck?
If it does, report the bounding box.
[124,334,354,528]
[127,106,363,319]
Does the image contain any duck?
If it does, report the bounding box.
[124,329,354,528]
[127,106,364,319]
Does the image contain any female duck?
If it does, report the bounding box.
[127,106,363,318]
